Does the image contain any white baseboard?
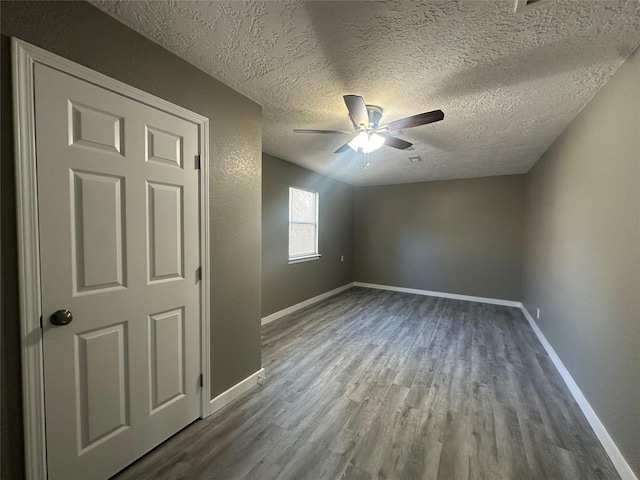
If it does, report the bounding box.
[520,306,637,480]
[261,282,355,326]
[209,368,266,416]
[354,282,521,308]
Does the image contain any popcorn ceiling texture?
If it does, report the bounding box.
[92,0,640,186]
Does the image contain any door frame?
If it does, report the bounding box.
[12,38,212,480]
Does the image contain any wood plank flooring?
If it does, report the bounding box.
[113,287,619,480]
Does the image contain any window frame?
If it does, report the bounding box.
[288,186,321,264]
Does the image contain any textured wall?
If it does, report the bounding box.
[522,47,640,476]
[1,30,24,480]
[1,2,262,478]
[355,176,525,301]
[262,154,354,317]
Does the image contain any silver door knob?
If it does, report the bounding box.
[50,309,73,326]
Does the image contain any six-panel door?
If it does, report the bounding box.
[34,63,202,480]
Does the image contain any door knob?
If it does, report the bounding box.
[50,309,73,326]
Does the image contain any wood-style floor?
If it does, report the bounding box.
[114,287,619,480]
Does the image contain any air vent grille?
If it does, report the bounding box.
[514,0,550,13]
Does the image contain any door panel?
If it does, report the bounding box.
[147,181,184,282]
[146,126,183,167]
[76,323,129,452]
[71,171,126,293]
[34,63,202,480]
[149,307,186,412]
[69,102,124,155]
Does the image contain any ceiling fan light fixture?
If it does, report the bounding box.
[347,131,368,151]
[348,131,385,153]
[363,133,385,153]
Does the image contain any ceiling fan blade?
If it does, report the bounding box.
[294,129,352,135]
[383,136,413,150]
[379,109,444,132]
[343,95,369,128]
[334,142,352,154]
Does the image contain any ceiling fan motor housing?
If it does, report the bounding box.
[366,105,383,129]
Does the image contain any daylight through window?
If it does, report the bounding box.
[289,187,319,260]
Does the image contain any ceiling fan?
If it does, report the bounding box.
[294,95,444,154]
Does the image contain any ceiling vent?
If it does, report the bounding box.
[514,0,550,13]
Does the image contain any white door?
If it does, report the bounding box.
[34,63,202,480]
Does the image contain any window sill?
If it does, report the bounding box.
[288,254,322,265]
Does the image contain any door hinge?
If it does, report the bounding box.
[39,315,43,328]
[196,266,202,281]
[199,374,204,388]
[195,154,201,170]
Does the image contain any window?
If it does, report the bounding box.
[288,187,320,263]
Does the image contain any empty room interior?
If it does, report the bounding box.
[1,1,639,479]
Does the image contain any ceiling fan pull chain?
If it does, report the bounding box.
[363,152,371,170]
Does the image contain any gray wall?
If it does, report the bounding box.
[522,47,640,475]
[1,2,262,478]
[262,154,354,317]
[355,176,525,301]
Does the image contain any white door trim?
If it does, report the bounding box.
[12,38,212,480]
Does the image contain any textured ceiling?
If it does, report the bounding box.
[92,0,640,186]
